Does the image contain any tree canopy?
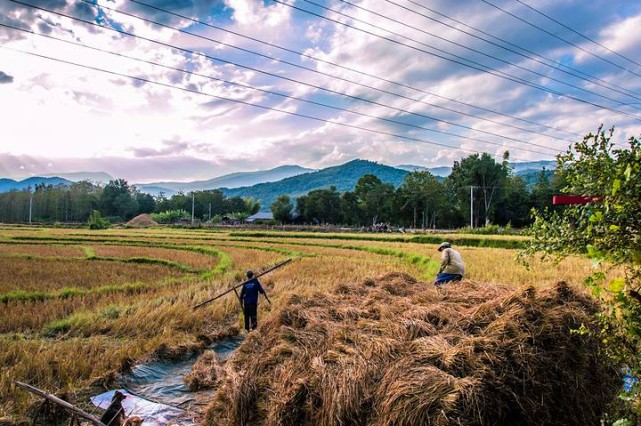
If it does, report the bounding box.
[522,126,641,419]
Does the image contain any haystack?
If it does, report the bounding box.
[126,214,158,228]
[203,274,619,425]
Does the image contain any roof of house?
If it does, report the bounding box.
[246,212,274,221]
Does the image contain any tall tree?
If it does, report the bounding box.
[100,179,138,220]
[354,174,395,225]
[448,152,510,227]
[340,191,361,226]
[397,171,446,228]
[494,175,531,227]
[271,195,293,224]
[296,187,341,224]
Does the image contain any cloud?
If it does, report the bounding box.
[1,0,640,183]
[129,139,191,158]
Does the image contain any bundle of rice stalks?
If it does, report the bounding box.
[204,274,619,426]
[184,350,225,391]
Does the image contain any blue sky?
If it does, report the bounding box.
[1,0,640,183]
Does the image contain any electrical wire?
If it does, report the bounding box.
[10,0,571,153]
[513,0,641,69]
[128,0,580,140]
[384,0,641,102]
[1,44,538,161]
[333,0,641,104]
[272,0,641,121]
[479,0,641,79]
[0,22,559,156]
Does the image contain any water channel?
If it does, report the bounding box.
[92,336,244,426]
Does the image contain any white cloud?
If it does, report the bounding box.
[1,0,640,181]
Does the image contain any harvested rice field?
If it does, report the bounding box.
[0,225,621,424]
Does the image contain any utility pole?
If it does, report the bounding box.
[208,203,211,222]
[29,188,33,224]
[470,186,475,229]
[191,192,195,225]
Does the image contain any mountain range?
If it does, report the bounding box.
[0,159,557,209]
[0,176,72,192]
[222,160,409,210]
[134,165,315,196]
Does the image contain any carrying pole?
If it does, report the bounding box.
[193,258,292,310]
[15,381,107,426]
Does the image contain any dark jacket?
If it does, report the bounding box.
[240,278,265,304]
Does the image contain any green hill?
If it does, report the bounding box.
[222,159,409,211]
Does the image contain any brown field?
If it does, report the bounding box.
[0,225,617,422]
[91,245,218,269]
[0,243,84,257]
[0,257,186,293]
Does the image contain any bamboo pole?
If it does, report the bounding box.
[193,258,292,310]
[15,382,107,426]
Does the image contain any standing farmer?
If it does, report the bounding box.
[434,242,465,285]
[240,270,270,331]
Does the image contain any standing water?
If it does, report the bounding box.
[92,336,244,425]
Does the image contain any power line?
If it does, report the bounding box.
[89,0,569,149]
[128,0,581,141]
[513,0,641,69]
[10,0,569,154]
[272,0,641,121]
[478,0,641,79]
[0,22,558,156]
[385,0,641,104]
[334,0,641,104]
[2,44,537,162]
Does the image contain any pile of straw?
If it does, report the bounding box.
[203,274,619,425]
[125,214,158,228]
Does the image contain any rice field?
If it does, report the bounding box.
[0,225,614,422]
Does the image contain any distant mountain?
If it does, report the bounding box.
[0,177,72,192]
[133,185,177,197]
[518,169,555,187]
[397,160,557,178]
[222,159,409,211]
[135,165,315,195]
[42,172,113,183]
[510,160,557,174]
[395,164,452,176]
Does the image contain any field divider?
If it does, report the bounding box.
[229,231,528,249]
[225,237,439,277]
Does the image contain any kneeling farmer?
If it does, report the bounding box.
[240,270,270,331]
[434,242,465,285]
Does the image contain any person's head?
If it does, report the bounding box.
[112,390,127,403]
[437,242,451,252]
[246,270,254,279]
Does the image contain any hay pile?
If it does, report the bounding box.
[203,274,619,425]
[125,214,158,228]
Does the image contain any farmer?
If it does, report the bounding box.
[434,242,465,285]
[240,270,270,331]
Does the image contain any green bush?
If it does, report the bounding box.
[151,209,191,224]
[87,210,110,230]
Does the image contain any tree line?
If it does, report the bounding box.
[273,152,564,229]
[0,178,260,224]
[0,152,563,228]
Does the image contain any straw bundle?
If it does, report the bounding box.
[204,275,618,425]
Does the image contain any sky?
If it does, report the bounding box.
[1,0,641,183]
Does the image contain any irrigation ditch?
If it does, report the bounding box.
[95,335,245,425]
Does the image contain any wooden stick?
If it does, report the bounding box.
[15,382,107,426]
[193,258,292,310]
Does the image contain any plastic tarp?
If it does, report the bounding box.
[90,389,195,426]
[91,337,244,424]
